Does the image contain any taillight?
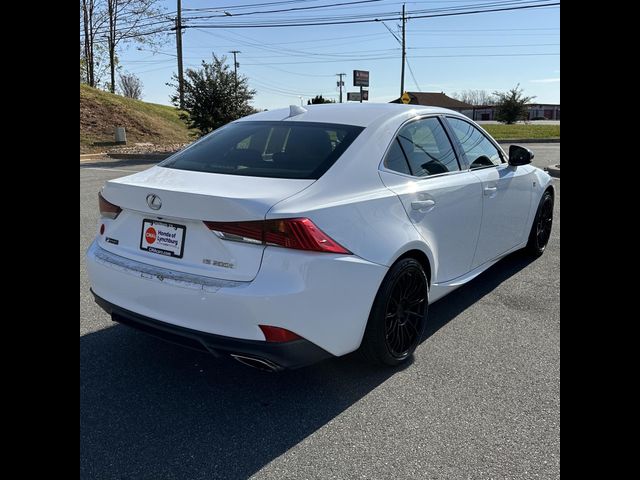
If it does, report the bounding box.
[98,192,122,219]
[259,325,302,343]
[204,218,351,254]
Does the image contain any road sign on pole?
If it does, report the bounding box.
[347,90,369,102]
[401,91,411,104]
[353,70,369,87]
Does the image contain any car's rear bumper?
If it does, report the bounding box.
[86,240,387,358]
[92,291,332,370]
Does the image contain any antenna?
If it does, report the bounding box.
[288,105,308,117]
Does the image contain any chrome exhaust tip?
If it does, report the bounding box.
[230,354,280,372]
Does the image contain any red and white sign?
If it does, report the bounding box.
[145,226,157,244]
[140,220,186,258]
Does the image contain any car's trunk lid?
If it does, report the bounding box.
[98,166,314,281]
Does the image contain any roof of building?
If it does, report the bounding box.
[390,92,473,109]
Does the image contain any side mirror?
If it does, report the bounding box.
[508,145,534,166]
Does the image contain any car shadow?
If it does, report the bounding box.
[422,251,535,342]
[80,251,534,480]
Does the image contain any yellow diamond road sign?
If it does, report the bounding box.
[401,92,411,104]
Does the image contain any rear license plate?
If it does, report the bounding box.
[140,219,186,258]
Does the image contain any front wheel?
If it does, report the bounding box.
[526,190,554,257]
[359,258,429,366]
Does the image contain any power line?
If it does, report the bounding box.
[193,24,558,60]
[182,0,550,22]
[182,0,553,23]
[249,78,335,97]
[408,43,559,49]
[217,43,557,60]
[119,40,558,64]
[241,52,559,65]
[184,0,383,19]
[180,28,556,50]
[408,26,559,32]
[183,0,325,12]
[185,2,560,28]
[405,57,421,91]
[83,2,557,38]
[250,63,336,77]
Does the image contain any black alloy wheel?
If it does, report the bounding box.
[384,267,428,358]
[526,190,554,256]
[360,258,429,366]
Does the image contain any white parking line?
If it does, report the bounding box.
[80,167,139,173]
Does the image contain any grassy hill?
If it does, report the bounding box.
[80,84,192,153]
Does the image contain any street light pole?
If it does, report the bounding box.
[229,50,241,107]
[176,0,184,109]
[400,3,406,97]
[336,73,345,103]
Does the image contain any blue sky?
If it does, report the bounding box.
[117,0,560,109]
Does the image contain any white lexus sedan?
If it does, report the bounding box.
[86,103,554,371]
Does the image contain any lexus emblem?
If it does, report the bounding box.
[146,194,162,210]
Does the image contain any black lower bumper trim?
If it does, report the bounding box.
[91,291,334,370]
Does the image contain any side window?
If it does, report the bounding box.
[446,117,503,169]
[384,117,459,177]
[383,138,411,175]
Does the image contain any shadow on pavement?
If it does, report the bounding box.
[80,251,534,480]
[423,251,535,342]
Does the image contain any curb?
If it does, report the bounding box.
[545,164,560,178]
[106,152,173,160]
[80,153,108,162]
[496,138,560,144]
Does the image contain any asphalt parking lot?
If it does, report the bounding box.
[80,143,560,479]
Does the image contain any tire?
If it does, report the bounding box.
[360,258,429,367]
[526,190,554,257]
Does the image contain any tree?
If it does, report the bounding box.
[307,95,335,105]
[492,84,535,124]
[118,72,143,99]
[451,89,496,106]
[81,0,107,87]
[81,0,164,90]
[93,43,115,89]
[105,0,166,93]
[170,55,257,135]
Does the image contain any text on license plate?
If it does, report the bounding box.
[140,219,186,258]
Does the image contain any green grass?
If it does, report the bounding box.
[80,84,192,153]
[481,124,560,140]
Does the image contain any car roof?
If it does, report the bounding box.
[236,103,461,128]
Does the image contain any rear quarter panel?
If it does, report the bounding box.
[267,110,435,272]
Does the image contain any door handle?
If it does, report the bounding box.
[483,186,498,196]
[411,199,436,211]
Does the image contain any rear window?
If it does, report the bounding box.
[160,121,365,179]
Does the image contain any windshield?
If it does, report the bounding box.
[160,121,365,179]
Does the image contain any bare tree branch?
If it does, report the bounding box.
[118,72,143,99]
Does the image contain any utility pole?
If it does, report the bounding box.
[336,73,345,103]
[176,0,184,109]
[230,50,241,107]
[400,3,406,97]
